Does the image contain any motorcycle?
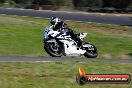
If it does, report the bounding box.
[43,26,98,58]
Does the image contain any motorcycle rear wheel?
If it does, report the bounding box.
[83,43,98,58]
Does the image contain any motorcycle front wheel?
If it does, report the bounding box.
[83,43,98,58]
[44,42,62,57]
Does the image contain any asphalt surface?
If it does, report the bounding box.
[0,8,132,26]
[0,56,132,63]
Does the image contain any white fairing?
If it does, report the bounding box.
[58,35,86,56]
[44,26,51,40]
[44,26,87,56]
[63,41,86,56]
[44,26,60,39]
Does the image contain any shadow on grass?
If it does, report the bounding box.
[127,53,132,56]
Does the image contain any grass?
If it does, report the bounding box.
[0,14,132,58]
[0,62,131,88]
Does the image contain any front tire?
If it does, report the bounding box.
[83,43,98,58]
[44,42,62,57]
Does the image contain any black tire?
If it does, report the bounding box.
[44,42,62,57]
[83,43,98,58]
[76,75,87,85]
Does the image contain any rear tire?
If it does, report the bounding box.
[83,43,98,58]
[44,42,62,57]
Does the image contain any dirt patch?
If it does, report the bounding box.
[101,53,112,59]
[117,53,132,59]
[66,20,132,36]
[78,24,132,36]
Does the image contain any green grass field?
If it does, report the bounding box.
[0,14,132,58]
[0,62,131,88]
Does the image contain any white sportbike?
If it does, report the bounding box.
[43,27,98,58]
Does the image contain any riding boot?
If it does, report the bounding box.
[67,29,83,48]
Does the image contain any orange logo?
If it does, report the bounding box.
[76,67,131,85]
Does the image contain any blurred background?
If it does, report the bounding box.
[0,0,132,13]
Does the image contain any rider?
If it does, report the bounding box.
[50,17,82,48]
